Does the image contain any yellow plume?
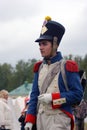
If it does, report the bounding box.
[45,16,52,21]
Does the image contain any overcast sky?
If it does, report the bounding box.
[0,0,87,66]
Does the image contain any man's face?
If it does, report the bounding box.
[39,40,52,58]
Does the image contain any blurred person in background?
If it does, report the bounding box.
[0,90,13,130]
[18,97,30,130]
[19,97,36,130]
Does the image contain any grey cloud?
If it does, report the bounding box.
[0,0,42,21]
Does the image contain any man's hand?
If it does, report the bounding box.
[25,122,33,130]
[38,93,52,104]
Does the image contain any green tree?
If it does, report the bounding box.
[0,63,13,91]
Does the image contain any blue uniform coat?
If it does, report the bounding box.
[25,52,83,130]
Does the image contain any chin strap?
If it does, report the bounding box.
[52,36,58,55]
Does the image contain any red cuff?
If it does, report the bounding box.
[52,93,61,109]
[25,114,36,124]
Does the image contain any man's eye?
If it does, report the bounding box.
[43,43,47,45]
[39,42,47,46]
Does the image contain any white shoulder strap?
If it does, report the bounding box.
[60,60,69,91]
[38,60,69,92]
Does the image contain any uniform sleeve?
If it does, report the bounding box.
[25,72,39,124]
[60,71,83,105]
[51,60,83,108]
[25,61,42,123]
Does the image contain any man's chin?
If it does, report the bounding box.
[41,54,45,57]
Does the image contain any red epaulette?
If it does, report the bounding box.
[33,61,42,72]
[65,60,79,72]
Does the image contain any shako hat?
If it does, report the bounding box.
[35,16,65,45]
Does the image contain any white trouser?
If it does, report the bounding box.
[37,111,71,130]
